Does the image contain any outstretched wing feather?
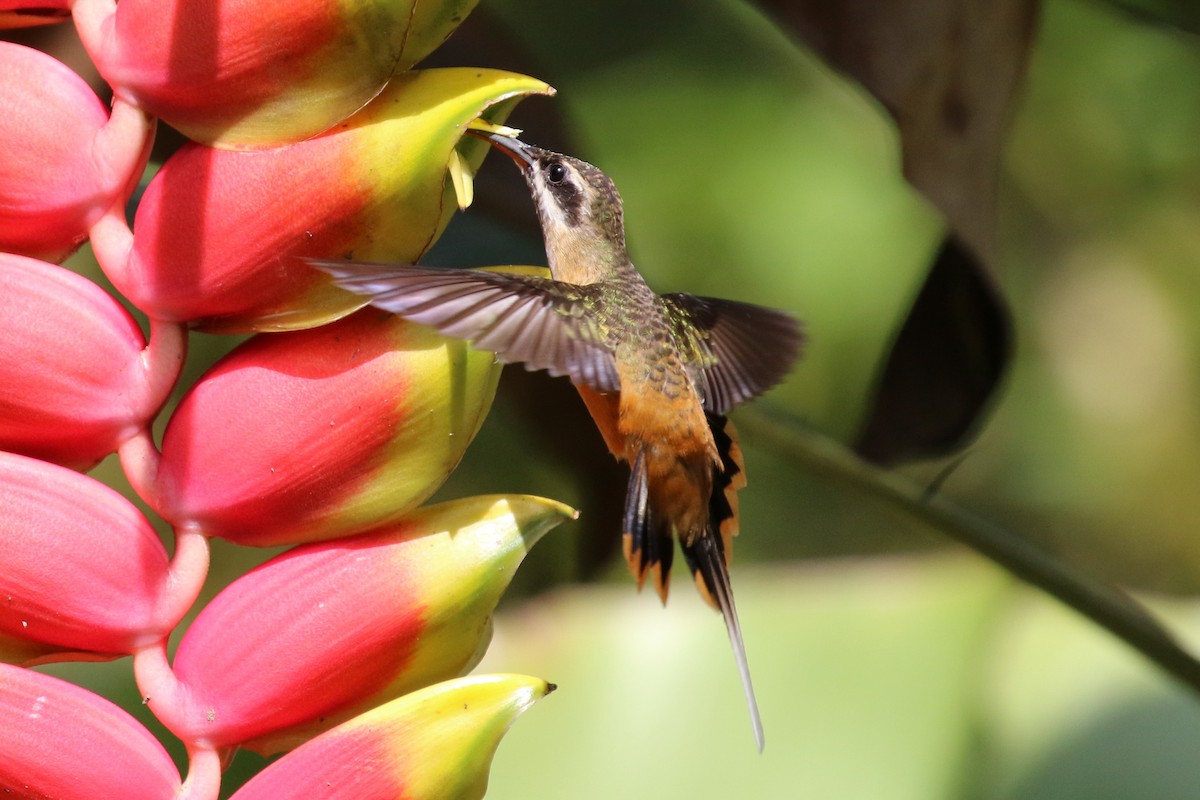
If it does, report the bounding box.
[661,293,803,414]
[310,260,621,392]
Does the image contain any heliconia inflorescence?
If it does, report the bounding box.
[0,0,560,796]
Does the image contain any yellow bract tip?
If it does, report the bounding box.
[448,148,475,211]
[466,118,523,138]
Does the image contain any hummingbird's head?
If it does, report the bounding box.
[472,131,627,278]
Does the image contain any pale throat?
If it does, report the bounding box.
[546,228,626,285]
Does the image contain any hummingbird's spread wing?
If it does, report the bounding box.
[660,293,803,415]
[310,260,622,392]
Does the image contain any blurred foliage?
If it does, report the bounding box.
[985,0,1200,591]
[480,557,1200,800]
[1099,0,1200,34]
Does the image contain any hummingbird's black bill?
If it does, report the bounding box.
[467,129,536,169]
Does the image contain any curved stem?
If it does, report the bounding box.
[737,406,1200,694]
[178,746,223,800]
[144,317,188,406]
[94,96,156,198]
[118,427,163,511]
[119,317,185,513]
[165,526,211,628]
[69,0,118,71]
[88,194,135,292]
[133,639,193,743]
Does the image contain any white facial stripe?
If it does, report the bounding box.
[533,165,586,231]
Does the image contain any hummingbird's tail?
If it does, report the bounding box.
[681,517,765,752]
[623,415,764,751]
[679,414,764,752]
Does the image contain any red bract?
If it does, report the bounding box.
[144,495,572,753]
[74,0,484,147]
[91,68,551,331]
[153,309,500,545]
[0,664,181,799]
[0,452,199,665]
[0,254,180,470]
[0,42,151,261]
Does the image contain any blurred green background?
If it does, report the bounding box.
[449,0,1200,796]
[24,0,1200,796]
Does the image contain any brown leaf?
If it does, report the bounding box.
[760,0,1039,258]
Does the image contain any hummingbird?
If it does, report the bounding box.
[312,131,802,750]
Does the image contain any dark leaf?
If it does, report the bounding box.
[854,235,1012,465]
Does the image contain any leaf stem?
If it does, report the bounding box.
[738,406,1200,693]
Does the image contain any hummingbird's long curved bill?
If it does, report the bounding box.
[467,129,536,169]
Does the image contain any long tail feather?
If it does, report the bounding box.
[680,413,763,751]
[682,530,764,752]
[624,418,762,749]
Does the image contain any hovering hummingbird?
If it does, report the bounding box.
[312,131,802,750]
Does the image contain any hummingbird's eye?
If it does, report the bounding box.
[546,162,567,184]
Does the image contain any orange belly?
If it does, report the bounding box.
[574,384,626,460]
[575,379,718,543]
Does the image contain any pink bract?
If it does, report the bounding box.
[0,254,177,470]
[74,0,484,147]
[229,674,553,800]
[0,452,190,664]
[0,42,150,261]
[0,664,181,799]
[92,68,551,332]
